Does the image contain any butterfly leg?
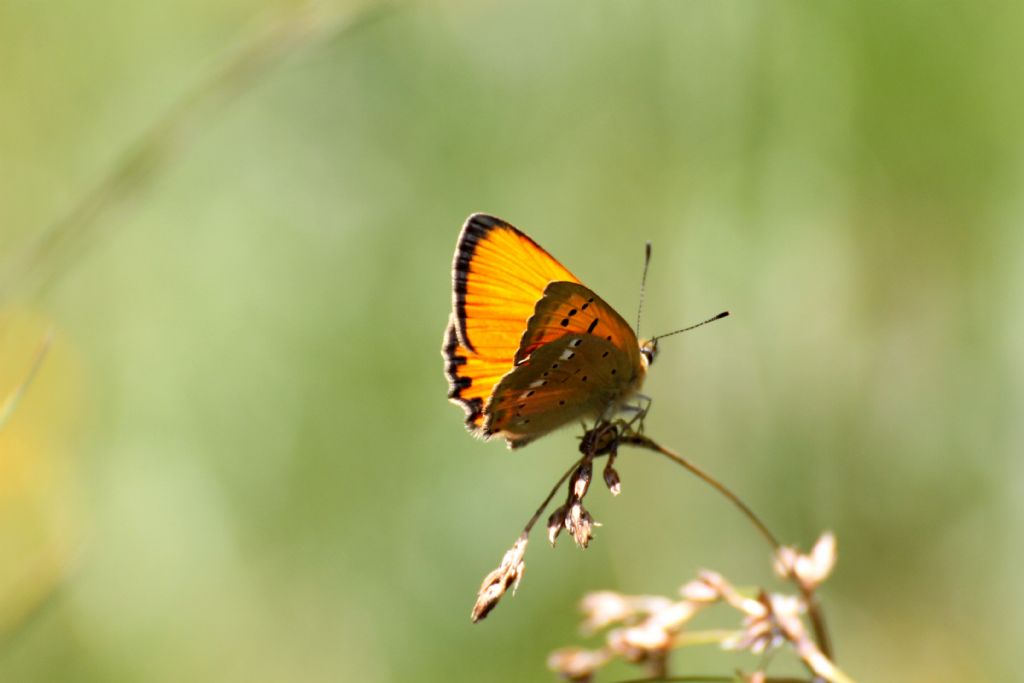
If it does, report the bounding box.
[615,394,652,434]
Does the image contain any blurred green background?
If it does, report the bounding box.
[2,1,1022,681]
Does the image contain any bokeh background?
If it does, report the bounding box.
[2,1,1022,681]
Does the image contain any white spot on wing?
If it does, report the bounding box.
[529,379,545,388]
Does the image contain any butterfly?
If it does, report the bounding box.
[443,213,727,449]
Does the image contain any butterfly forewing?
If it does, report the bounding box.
[452,214,580,358]
[444,317,509,433]
[485,333,638,448]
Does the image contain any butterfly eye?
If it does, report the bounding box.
[640,339,658,366]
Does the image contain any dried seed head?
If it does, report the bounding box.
[547,647,611,682]
[547,505,568,546]
[580,591,634,632]
[603,464,621,496]
[606,628,642,662]
[696,570,763,616]
[724,591,805,655]
[621,623,671,651]
[572,461,593,499]
[773,531,837,591]
[471,536,528,622]
[773,546,799,579]
[567,502,597,548]
[646,600,700,632]
[607,623,672,665]
[802,531,837,587]
[767,593,805,636]
[680,576,720,603]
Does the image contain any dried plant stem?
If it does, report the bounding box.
[523,455,586,536]
[801,589,832,667]
[470,455,589,621]
[669,629,742,648]
[620,434,833,665]
[621,435,781,550]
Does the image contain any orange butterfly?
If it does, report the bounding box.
[443,214,726,449]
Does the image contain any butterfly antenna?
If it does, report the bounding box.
[636,241,652,335]
[653,311,730,341]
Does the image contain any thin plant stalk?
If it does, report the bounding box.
[619,434,834,666]
[523,455,586,536]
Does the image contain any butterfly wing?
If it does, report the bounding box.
[514,281,642,370]
[444,316,508,433]
[443,214,648,448]
[484,333,640,449]
[452,214,580,357]
[445,214,582,437]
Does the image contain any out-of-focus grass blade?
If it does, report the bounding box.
[0,1,398,306]
[0,327,53,432]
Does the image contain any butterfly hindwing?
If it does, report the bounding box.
[515,281,642,369]
[484,333,638,449]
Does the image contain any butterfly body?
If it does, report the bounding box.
[444,214,653,449]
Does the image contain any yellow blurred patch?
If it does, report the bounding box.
[0,309,85,640]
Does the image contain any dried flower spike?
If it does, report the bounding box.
[774,531,837,591]
[679,575,721,603]
[548,646,612,682]
[572,461,593,499]
[579,591,674,633]
[547,505,568,546]
[566,502,597,548]
[602,463,621,496]
[723,591,787,655]
[471,535,528,622]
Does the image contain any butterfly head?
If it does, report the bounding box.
[639,338,658,368]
